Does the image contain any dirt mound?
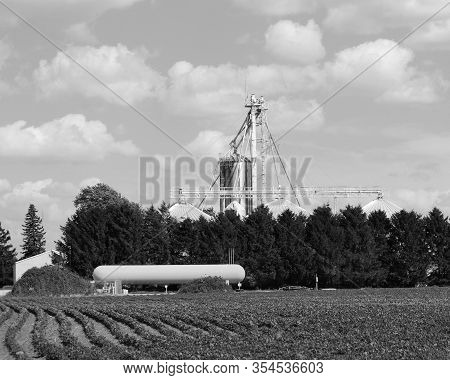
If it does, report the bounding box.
[178,276,233,294]
[10,266,90,297]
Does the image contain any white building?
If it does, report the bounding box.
[13,250,61,283]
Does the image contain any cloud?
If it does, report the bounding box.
[0,179,11,193]
[397,134,450,157]
[65,23,99,44]
[187,130,233,157]
[395,188,450,215]
[0,40,11,70]
[0,114,139,161]
[164,61,324,119]
[269,96,324,132]
[34,44,166,105]
[265,20,325,64]
[232,0,317,16]
[323,0,450,35]
[325,39,442,103]
[406,19,450,50]
[0,40,13,96]
[0,178,85,250]
[2,179,54,205]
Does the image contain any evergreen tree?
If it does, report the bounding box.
[243,205,279,288]
[367,210,392,286]
[388,210,426,287]
[74,183,126,210]
[423,208,450,285]
[274,210,316,287]
[141,205,168,265]
[305,205,344,288]
[213,209,247,265]
[0,222,17,286]
[57,184,147,277]
[193,216,219,264]
[338,206,381,287]
[21,204,46,259]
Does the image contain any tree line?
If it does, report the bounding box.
[55,184,450,289]
[0,204,46,286]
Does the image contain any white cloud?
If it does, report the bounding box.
[187,130,233,157]
[323,0,450,35]
[0,179,11,193]
[325,39,441,103]
[265,20,325,64]
[34,44,166,105]
[406,19,450,50]
[395,188,450,215]
[232,0,316,16]
[0,41,13,96]
[2,179,54,205]
[269,96,324,132]
[0,178,84,250]
[65,23,98,44]
[165,61,323,119]
[0,40,11,70]
[397,134,450,157]
[0,114,139,161]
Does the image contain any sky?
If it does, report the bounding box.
[0,0,449,253]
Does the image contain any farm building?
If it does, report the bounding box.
[225,200,246,218]
[13,250,62,283]
[362,195,402,218]
[169,202,213,222]
[266,199,310,219]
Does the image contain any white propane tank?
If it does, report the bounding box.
[93,264,245,285]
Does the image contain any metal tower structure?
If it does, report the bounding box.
[171,94,383,213]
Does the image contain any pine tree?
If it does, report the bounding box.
[388,210,426,287]
[244,205,279,288]
[21,204,46,259]
[0,222,17,286]
[305,205,344,288]
[367,210,392,286]
[274,210,315,287]
[338,205,380,288]
[423,208,450,285]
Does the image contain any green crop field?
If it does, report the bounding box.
[0,287,448,360]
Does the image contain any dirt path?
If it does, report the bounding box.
[174,316,211,336]
[199,317,239,337]
[105,311,165,338]
[45,313,62,347]
[88,318,122,346]
[157,318,195,339]
[0,310,18,360]
[15,312,39,359]
[135,320,165,337]
[65,315,92,348]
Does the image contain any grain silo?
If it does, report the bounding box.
[225,200,246,218]
[362,195,402,218]
[219,156,252,214]
[266,199,309,219]
[169,202,213,222]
